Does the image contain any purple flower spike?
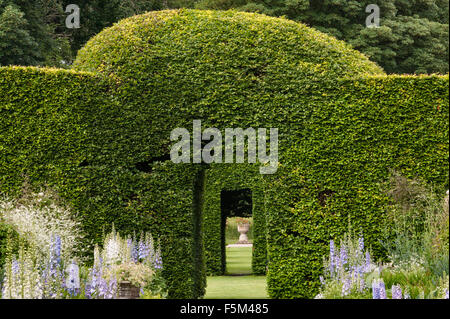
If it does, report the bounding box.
[319,276,325,285]
[372,280,380,299]
[340,244,348,268]
[329,240,336,274]
[358,237,364,255]
[365,251,371,272]
[391,285,402,299]
[50,234,62,266]
[378,280,387,299]
[138,240,149,260]
[342,276,351,296]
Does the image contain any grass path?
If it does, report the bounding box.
[205,246,268,299]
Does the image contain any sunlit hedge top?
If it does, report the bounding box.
[74,9,383,79]
[72,9,384,158]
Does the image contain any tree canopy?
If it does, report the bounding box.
[0,0,448,74]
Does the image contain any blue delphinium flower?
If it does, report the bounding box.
[342,276,351,296]
[339,244,348,269]
[444,289,449,299]
[41,235,65,299]
[106,278,117,299]
[154,255,163,270]
[358,237,364,255]
[85,283,92,299]
[329,240,336,275]
[391,284,402,299]
[50,234,62,266]
[372,280,380,299]
[138,240,149,261]
[378,280,387,299]
[66,261,80,297]
[131,241,139,263]
[87,266,100,299]
[359,276,366,292]
[365,251,371,272]
[98,277,107,298]
[12,259,19,275]
[319,276,325,286]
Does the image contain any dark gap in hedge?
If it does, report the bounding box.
[244,65,267,79]
[135,154,171,173]
[220,189,253,218]
[286,229,301,237]
[318,189,335,207]
[78,159,89,167]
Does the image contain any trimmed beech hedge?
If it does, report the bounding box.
[0,66,206,299]
[1,10,448,299]
[73,8,383,281]
[264,75,449,298]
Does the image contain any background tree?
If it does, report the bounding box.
[62,0,197,57]
[0,0,71,67]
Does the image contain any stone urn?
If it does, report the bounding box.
[237,223,250,244]
[118,281,140,299]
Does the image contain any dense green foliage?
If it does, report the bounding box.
[195,0,449,74]
[1,10,448,299]
[0,0,71,67]
[73,8,382,280]
[0,66,206,298]
[264,75,449,298]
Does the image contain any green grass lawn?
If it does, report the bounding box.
[205,246,268,299]
[225,246,253,275]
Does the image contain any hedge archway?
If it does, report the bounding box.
[71,9,384,295]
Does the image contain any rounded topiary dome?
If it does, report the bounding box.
[73,9,384,159]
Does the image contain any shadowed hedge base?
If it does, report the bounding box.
[1,9,449,298]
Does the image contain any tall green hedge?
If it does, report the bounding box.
[0,66,206,298]
[72,8,383,281]
[264,75,449,298]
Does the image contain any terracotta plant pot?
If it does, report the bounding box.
[118,281,140,299]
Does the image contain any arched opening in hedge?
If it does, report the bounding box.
[203,164,267,276]
[220,188,253,273]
